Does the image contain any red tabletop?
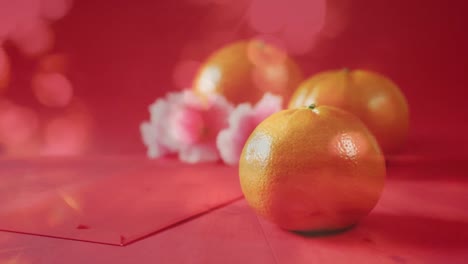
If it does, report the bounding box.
[0,153,467,264]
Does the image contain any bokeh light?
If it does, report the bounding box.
[10,19,54,57]
[248,0,326,55]
[0,0,40,39]
[0,0,78,157]
[0,0,70,41]
[40,0,74,21]
[248,0,289,34]
[40,100,93,156]
[0,100,39,147]
[32,72,74,108]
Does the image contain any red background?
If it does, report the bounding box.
[4,0,468,156]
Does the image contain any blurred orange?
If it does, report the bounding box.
[192,39,303,105]
[32,72,74,108]
[289,69,409,154]
[239,104,385,232]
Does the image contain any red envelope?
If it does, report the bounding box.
[0,200,276,264]
[0,157,243,246]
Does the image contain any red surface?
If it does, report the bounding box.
[1,168,467,263]
[0,158,242,245]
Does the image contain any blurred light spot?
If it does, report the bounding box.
[10,19,54,57]
[173,60,201,89]
[281,0,325,55]
[249,0,289,34]
[41,117,88,155]
[281,27,318,55]
[248,0,326,55]
[0,47,10,91]
[368,95,388,111]
[0,100,39,146]
[32,72,73,108]
[0,0,41,38]
[38,53,68,73]
[196,66,221,94]
[40,0,73,21]
[41,101,93,156]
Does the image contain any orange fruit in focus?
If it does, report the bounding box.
[193,40,303,105]
[239,104,385,232]
[288,69,409,154]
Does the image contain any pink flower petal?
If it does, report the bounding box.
[168,106,205,145]
[252,92,283,123]
[140,121,169,158]
[141,97,177,158]
[216,93,283,165]
[141,90,234,163]
[201,94,233,140]
[217,104,255,165]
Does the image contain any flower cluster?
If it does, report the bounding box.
[140,91,283,165]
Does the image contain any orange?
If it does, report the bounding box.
[192,40,303,105]
[288,69,409,154]
[239,104,386,232]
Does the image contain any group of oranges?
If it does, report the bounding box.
[193,39,408,233]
